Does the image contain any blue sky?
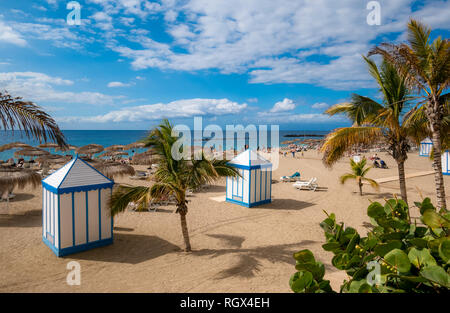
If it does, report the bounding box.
[0,0,449,130]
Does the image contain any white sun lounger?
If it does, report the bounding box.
[293,177,318,191]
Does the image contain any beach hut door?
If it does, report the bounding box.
[231,169,244,202]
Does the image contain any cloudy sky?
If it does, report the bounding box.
[0,0,449,130]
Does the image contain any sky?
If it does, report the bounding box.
[0,0,449,131]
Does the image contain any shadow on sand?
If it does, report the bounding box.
[0,209,41,228]
[249,198,315,211]
[70,233,181,264]
[193,234,323,279]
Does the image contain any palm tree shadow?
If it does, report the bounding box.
[193,236,323,280]
[0,209,41,227]
[70,233,181,264]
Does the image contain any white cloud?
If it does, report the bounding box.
[270,98,296,113]
[63,98,248,123]
[311,102,329,110]
[0,20,27,46]
[256,112,346,124]
[110,0,450,90]
[107,81,132,87]
[0,71,120,105]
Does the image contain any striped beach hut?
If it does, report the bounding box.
[41,156,114,257]
[226,150,272,207]
[419,138,433,157]
[442,150,450,175]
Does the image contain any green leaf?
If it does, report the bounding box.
[407,238,429,249]
[408,248,437,269]
[438,240,450,263]
[421,210,450,229]
[322,242,342,252]
[293,249,316,263]
[418,197,435,215]
[384,249,411,274]
[290,271,314,293]
[420,265,449,287]
[295,261,325,281]
[367,202,385,218]
[374,241,402,257]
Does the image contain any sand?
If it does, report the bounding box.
[0,150,448,292]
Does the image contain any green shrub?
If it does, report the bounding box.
[290,198,450,293]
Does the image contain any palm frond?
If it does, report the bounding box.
[110,185,151,216]
[321,127,384,167]
[0,92,67,147]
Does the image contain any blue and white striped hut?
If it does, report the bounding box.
[419,138,433,157]
[41,156,114,257]
[226,150,272,207]
[442,150,450,176]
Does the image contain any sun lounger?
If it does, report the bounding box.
[280,172,301,182]
[129,171,149,180]
[293,177,318,191]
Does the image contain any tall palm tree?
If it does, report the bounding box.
[110,119,239,252]
[368,19,449,210]
[321,56,415,203]
[0,91,67,147]
[340,158,379,196]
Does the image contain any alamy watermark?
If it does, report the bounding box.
[67,1,81,26]
[171,117,280,170]
[367,1,381,26]
[66,261,81,285]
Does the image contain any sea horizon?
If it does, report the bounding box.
[0,129,330,160]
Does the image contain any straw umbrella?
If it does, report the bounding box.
[98,151,129,159]
[93,161,135,179]
[75,144,104,157]
[55,145,77,152]
[14,148,50,158]
[0,166,41,209]
[0,142,32,152]
[124,142,146,150]
[131,149,156,165]
[38,142,59,149]
[105,144,125,152]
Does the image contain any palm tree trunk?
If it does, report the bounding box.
[359,182,363,196]
[431,129,447,211]
[179,212,192,252]
[397,160,408,204]
[427,97,447,211]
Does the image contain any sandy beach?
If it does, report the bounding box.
[0,150,448,292]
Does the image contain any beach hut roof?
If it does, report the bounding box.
[229,149,271,168]
[42,156,113,194]
[421,137,432,144]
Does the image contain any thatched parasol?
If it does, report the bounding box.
[0,142,32,152]
[92,161,135,179]
[105,145,125,152]
[131,149,157,165]
[0,167,41,190]
[124,142,146,150]
[75,144,104,156]
[55,145,77,152]
[14,148,50,158]
[38,143,60,149]
[36,154,70,164]
[99,151,129,158]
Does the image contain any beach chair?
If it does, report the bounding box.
[293,177,318,191]
[280,172,301,182]
[129,171,149,180]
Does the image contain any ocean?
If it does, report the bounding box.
[0,130,329,160]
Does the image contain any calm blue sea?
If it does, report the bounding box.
[0,130,329,160]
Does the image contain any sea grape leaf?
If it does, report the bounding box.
[384,249,411,274]
[407,248,437,269]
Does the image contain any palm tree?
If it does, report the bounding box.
[321,56,415,203]
[0,91,67,147]
[368,19,449,210]
[110,119,239,252]
[340,158,379,196]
